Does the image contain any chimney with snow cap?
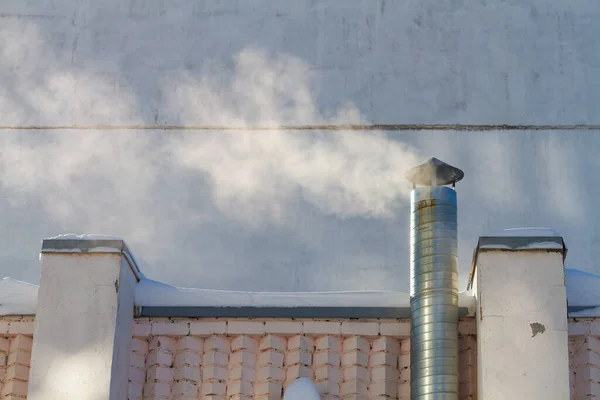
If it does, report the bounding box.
[405,157,463,400]
[469,228,570,399]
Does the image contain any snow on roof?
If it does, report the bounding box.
[0,277,38,315]
[477,227,565,251]
[1,268,599,317]
[135,277,477,310]
[135,277,411,308]
[565,269,600,307]
[0,275,475,316]
[567,270,600,316]
[47,234,125,241]
[484,227,561,237]
[283,378,320,400]
[478,241,564,250]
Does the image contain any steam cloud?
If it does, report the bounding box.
[0,23,422,288]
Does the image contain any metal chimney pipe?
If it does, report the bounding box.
[405,158,464,399]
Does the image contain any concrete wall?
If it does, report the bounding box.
[3,131,599,292]
[1,0,599,126]
[2,0,600,293]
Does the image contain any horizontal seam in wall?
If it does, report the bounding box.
[1,124,600,131]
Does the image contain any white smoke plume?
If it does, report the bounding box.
[0,22,422,288]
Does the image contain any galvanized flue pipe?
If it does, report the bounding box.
[405,158,463,400]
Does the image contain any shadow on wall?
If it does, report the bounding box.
[27,346,112,400]
[0,2,599,292]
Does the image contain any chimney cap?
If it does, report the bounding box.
[405,157,464,187]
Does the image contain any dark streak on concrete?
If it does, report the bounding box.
[0,13,65,20]
[1,124,600,131]
[530,322,546,337]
